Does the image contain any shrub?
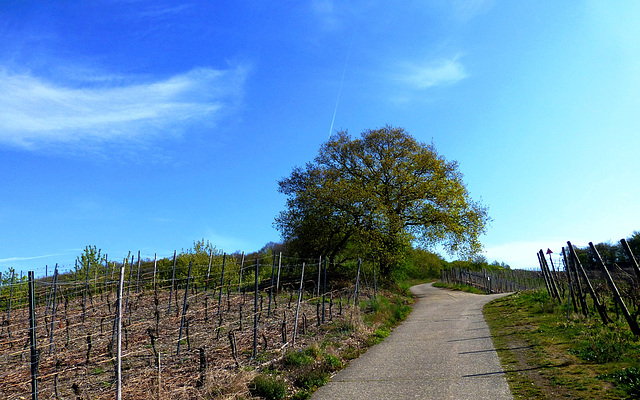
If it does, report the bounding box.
[250,375,287,400]
[295,367,329,389]
[323,354,342,371]
[283,350,314,367]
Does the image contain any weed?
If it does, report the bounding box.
[323,354,342,371]
[330,319,355,334]
[282,350,314,367]
[291,390,312,400]
[295,367,329,389]
[570,329,630,363]
[599,367,640,398]
[250,374,287,400]
[303,345,321,360]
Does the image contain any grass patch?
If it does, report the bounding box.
[264,286,414,399]
[485,289,640,399]
[433,281,486,294]
[250,374,287,400]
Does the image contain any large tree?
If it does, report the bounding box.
[275,126,490,276]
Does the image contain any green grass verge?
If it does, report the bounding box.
[253,288,414,399]
[484,290,640,399]
[432,281,487,294]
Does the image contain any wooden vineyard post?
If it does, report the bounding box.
[276,252,282,295]
[566,246,588,316]
[589,242,640,336]
[152,253,158,293]
[167,250,177,316]
[124,255,134,320]
[103,256,109,303]
[561,247,579,315]
[7,269,15,344]
[544,250,561,300]
[537,252,552,297]
[268,253,276,318]
[316,257,322,298]
[28,271,39,400]
[237,252,245,294]
[49,265,59,354]
[322,258,327,323]
[218,254,226,316]
[116,263,125,400]
[293,263,305,345]
[177,261,193,356]
[567,241,610,324]
[373,259,377,301]
[205,249,213,292]
[538,250,560,301]
[83,258,90,323]
[620,239,640,282]
[135,250,141,294]
[252,259,259,358]
[353,259,361,306]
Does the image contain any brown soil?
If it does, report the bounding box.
[0,284,366,399]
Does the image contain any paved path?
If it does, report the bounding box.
[311,283,513,400]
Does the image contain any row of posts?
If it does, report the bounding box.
[18,253,364,399]
[538,240,640,336]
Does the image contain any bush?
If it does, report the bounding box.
[323,354,342,371]
[283,350,314,367]
[250,375,287,400]
[295,367,329,389]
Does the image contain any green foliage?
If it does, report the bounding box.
[290,390,312,400]
[282,350,314,367]
[570,328,632,364]
[276,126,490,278]
[486,289,640,399]
[294,368,329,390]
[600,367,640,398]
[76,245,105,277]
[401,247,447,279]
[432,281,486,295]
[250,375,287,400]
[323,354,342,371]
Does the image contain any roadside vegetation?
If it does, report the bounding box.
[485,289,640,399]
[249,287,414,400]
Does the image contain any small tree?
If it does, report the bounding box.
[77,245,105,278]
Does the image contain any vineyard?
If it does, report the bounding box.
[535,239,640,334]
[0,250,377,399]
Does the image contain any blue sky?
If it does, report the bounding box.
[1,1,639,275]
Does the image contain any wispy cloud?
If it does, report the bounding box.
[0,251,77,264]
[398,56,468,89]
[451,0,494,22]
[138,4,194,18]
[0,65,249,150]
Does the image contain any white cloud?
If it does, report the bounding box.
[399,57,468,89]
[0,65,249,149]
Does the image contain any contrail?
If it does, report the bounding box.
[328,31,356,139]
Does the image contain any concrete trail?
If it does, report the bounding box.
[311,283,513,400]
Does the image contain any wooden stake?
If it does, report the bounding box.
[293,263,305,344]
[590,242,640,336]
